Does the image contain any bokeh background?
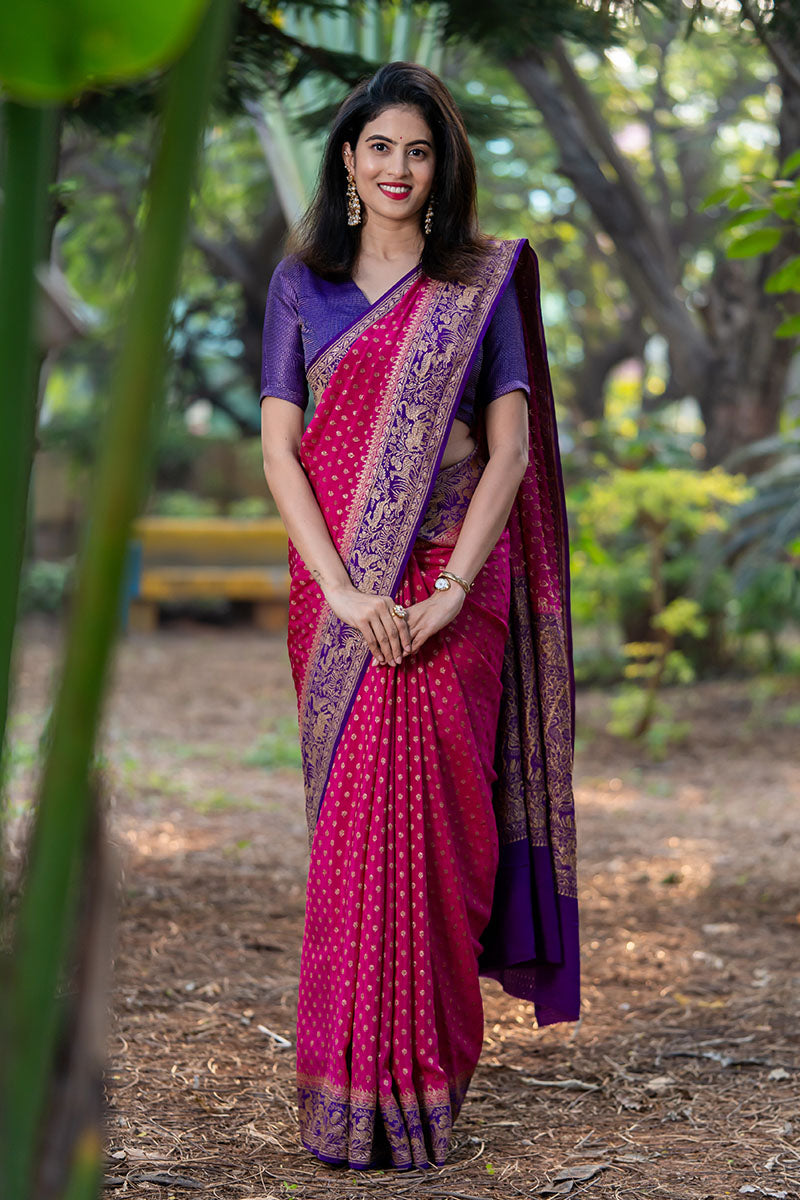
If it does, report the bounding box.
[27,1,800,724]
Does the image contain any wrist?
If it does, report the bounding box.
[431,583,464,612]
[318,575,354,601]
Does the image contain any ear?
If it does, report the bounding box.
[342,141,354,172]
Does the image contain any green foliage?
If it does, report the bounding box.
[571,464,753,741]
[227,496,272,518]
[607,687,691,760]
[579,466,752,540]
[244,718,302,770]
[735,563,800,637]
[652,597,707,641]
[39,403,210,492]
[730,562,800,668]
[19,560,75,615]
[149,490,219,517]
[37,407,100,467]
[701,148,800,340]
[717,428,800,575]
[442,0,624,55]
[570,466,751,663]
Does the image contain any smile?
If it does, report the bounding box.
[378,183,412,199]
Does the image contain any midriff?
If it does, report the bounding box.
[440,417,476,468]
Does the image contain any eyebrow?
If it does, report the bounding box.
[365,134,432,148]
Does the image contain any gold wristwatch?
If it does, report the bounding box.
[434,569,472,595]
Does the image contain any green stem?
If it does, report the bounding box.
[0,101,59,787]
[0,3,232,1195]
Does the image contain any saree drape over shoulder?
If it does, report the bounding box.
[279,238,579,1170]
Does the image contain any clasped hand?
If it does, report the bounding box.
[324,581,464,665]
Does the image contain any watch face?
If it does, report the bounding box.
[434,577,450,591]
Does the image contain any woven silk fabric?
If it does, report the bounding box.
[296,451,508,1168]
[282,239,580,1169]
[259,254,529,430]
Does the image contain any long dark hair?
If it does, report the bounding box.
[288,62,489,284]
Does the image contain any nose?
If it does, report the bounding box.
[386,148,410,177]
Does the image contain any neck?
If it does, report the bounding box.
[357,210,424,263]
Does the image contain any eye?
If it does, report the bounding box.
[370,141,388,152]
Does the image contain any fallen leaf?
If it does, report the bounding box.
[554,1163,610,1182]
[539,1183,574,1197]
[644,1074,675,1094]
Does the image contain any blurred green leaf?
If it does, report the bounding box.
[727,228,782,258]
[764,255,800,294]
[780,148,800,176]
[722,206,772,230]
[0,0,212,102]
[699,184,736,210]
[775,313,800,338]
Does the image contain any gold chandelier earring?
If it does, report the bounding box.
[346,169,361,226]
[423,192,435,236]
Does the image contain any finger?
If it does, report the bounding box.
[374,609,400,667]
[369,615,393,663]
[393,607,413,654]
[358,621,382,661]
[377,607,404,664]
[409,628,427,655]
[372,599,402,662]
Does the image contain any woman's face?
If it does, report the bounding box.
[343,104,436,227]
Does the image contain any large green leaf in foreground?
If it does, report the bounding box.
[0,0,212,101]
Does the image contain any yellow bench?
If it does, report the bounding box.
[129,517,290,632]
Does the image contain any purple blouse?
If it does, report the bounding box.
[260,254,529,430]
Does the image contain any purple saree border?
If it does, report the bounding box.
[518,242,576,745]
[384,239,525,630]
[306,240,526,833]
[474,240,580,1024]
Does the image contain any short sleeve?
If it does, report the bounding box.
[479,274,530,403]
[259,257,309,410]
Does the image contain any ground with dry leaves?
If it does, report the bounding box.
[6,618,800,1200]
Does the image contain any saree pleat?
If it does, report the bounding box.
[296,453,508,1168]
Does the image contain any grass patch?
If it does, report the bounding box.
[244,717,301,770]
[188,789,261,814]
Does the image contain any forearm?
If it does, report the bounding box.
[444,445,527,585]
[263,452,352,597]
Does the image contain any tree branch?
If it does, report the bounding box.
[739,0,800,94]
[508,49,715,397]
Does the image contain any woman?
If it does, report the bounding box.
[260,61,579,1172]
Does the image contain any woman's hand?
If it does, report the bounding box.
[403,587,465,659]
[324,581,412,665]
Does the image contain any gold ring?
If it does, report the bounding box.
[391,603,408,620]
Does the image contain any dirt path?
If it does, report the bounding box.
[7,619,800,1199]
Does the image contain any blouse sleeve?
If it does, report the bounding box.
[479,274,530,402]
[259,257,309,410]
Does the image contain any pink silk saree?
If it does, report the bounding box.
[285,238,579,1170]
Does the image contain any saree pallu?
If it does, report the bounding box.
[285,238,579,1170]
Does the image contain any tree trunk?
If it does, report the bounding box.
[509,35,800,467]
